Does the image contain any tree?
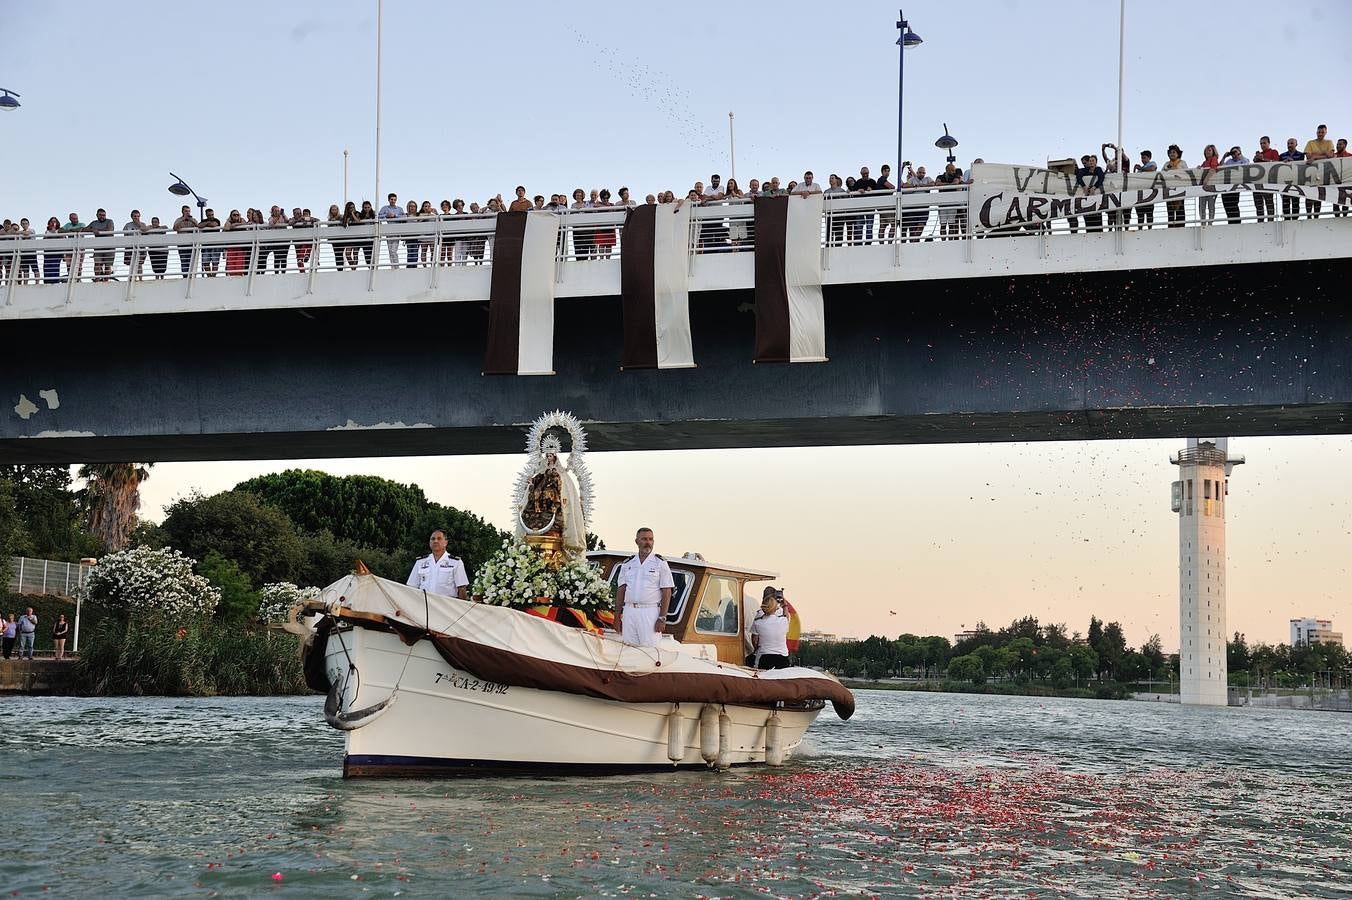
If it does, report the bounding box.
[1227,632,1251,672]
[161,491,306,586]
[947,654,985,685]
[401,503,507,580]
[1087,616,1104,657]
[0,464,88,558]
[1100,621,1128,680]
[198,551,261,623]
[1141,634,1167,676]
[1069,643,1098,685]
[79,463,152,552]
[0,481,24,587]
[235,470,428,553]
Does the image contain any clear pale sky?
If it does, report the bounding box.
[5,1,1350,647]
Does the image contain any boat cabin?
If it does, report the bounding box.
[588,550,777,665]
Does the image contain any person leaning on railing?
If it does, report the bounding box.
[902,164,933,241]
[16,217,38,284]
[86,208,116,282]
[42,217,63,284]
[199,208,222,276]
[1163,145,1188,228]
[1197,144,1221,225]
[1220,147,1249,225]
[145,216,169,279]
[1336,138,1352,218]
[122,209,149,279]
[1303,124,1335,219]
[1252,137,1280,222]
[1277,138,1304,221]
[1132,150,1158,229]
[172,204,198,276]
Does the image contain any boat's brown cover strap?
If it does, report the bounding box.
[422,631,855,720]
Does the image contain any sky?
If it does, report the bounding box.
[5,1,1352,647]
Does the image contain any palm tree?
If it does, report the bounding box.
[79,463,151,552]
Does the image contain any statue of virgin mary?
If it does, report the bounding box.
[515,434,587,554]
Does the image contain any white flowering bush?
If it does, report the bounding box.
[82,547,220,623]
[257,582,320,624]
[472,538,613,611]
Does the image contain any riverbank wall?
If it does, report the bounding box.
[0,658,77,694]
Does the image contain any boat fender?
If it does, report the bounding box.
[666,704,683,764]
[765,712,784,766]
[323,672,397,731]
[699,704,719,765]
[716,710,732,771]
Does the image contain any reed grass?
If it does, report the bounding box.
[72,619,308,696]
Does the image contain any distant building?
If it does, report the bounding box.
[953,630,981,644]
[799,630,841,644]
[1290,617,1343,648]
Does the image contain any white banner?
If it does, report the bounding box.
[970,159,1352,232]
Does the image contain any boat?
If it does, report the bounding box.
[293,410,853,777]
[297,551,854,777]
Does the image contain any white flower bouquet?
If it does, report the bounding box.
[472,538,613,612]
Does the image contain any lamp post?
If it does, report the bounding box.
[167,172,207,221]
[935,124,959,165]
[374,0,383,205]
[0,88,20,111]
[728,111,736,184]
[895,11,922,188]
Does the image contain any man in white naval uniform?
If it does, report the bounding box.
[613,527,674,647]
[405,529,469,599]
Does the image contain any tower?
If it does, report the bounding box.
[1170,438,1243,706]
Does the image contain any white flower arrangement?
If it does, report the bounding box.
[81,546,221,623]
[472,538,613,612]
[257,582,321,624]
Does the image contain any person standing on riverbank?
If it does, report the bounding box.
[17,607,37,659]
[52,614,70,660]
[1,614,16,659]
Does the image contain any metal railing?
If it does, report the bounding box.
[7,556,92,598]
[3,189,1348,308]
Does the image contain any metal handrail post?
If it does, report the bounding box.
[17,557,23,594]
[246,229,259,296]
[430,217,443,289]
[186,238,201,300]
[42,558,48,594]
[306,230,319,295]
[4,248,17,306]
[893,194,903,267]
[65,234,79,306]
[367,222,380,292]
[125,236,140,302]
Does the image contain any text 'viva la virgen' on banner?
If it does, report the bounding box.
[968,159,1352,233]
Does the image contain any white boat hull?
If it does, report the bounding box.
[325,625,823,776]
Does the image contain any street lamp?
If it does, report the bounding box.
[935,124,959,165]
[0,88,20,111]
[895,10,922,188]
[167,172,207,220]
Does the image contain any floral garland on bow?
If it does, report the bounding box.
[471,538,613,612]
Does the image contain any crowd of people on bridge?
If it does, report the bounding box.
[1,123,1346,285]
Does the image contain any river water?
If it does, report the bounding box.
[1,690,1349,898]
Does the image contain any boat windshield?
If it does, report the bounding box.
[606,564,693,625]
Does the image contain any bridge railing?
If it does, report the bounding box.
[2,188,1344,308]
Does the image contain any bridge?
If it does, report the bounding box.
[2,188,1348,463]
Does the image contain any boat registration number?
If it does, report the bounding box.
[435,672,510,695]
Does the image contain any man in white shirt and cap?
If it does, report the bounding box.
[405,529,469,599]
[613,527,674,647]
